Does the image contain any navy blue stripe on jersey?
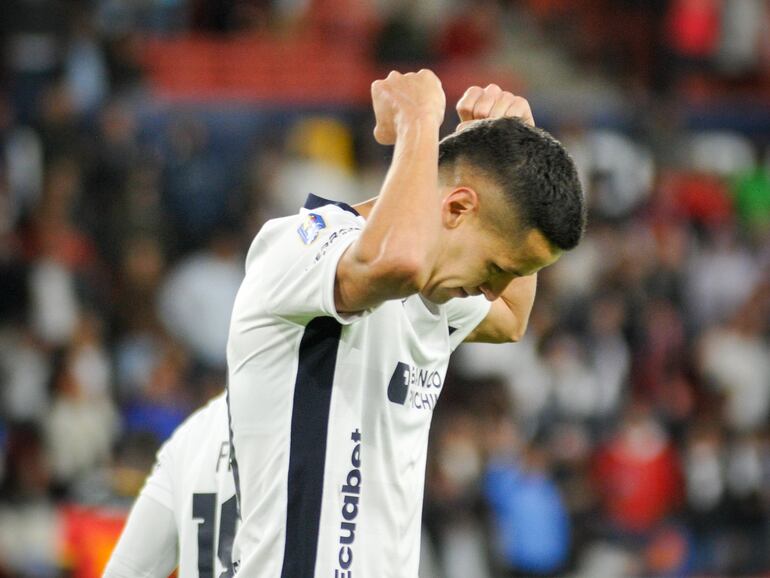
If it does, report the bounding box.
[303,193,360,216]
[225,383,242,519]
[281,316,342,578]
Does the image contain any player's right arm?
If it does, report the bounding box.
[335,70,446,313]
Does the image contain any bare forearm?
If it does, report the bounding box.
[356,117,442,277]
[466,274,537,343]
[335,70,446,313]
[499,273,537,340]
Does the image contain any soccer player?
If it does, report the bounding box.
[226,71,586,577]
[103,393,237,578]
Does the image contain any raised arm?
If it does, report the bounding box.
[455,84,540,343]
[335,70,446,313]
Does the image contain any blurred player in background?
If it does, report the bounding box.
[226,70,586,577]
[103,392,236,578]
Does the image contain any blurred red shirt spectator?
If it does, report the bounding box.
[666,0,722,58]
[593,409,683,533]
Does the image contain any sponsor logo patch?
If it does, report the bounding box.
[387,361,444,411]
[297,213,326,244]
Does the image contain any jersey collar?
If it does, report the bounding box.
[303,194,360,217]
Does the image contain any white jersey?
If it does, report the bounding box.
[227,195,490,578]
[141,393,237,578]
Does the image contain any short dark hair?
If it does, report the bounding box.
[438,117,586,251]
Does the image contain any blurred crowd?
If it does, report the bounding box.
[523,0,770,94]
[1,0,770,577]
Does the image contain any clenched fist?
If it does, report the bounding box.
[371,69,446,146]
[456,84,534,130]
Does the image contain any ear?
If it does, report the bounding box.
[442,187,479,229]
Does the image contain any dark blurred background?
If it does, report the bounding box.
[0,0,769,576]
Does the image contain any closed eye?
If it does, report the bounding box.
[491,262,523,278]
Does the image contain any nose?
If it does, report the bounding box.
[479,284,502,302]
[479,276,511,301]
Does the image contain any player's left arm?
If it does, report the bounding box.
[464,273,537,343]
[455,84,539,344]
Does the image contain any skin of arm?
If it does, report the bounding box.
[335,70,446,313]
[465,273,537,343]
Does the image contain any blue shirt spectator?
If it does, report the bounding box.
[484,454,571,575]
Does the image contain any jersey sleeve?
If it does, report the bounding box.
[445,295,492,351]
[102,494,178,578]
[138,432,177,512]
[239,206,365,325]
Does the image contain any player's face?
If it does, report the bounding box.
[421,223,561,304]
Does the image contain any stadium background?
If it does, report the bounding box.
[0,0,769,576]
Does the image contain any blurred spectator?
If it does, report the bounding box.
[592,405,683,535]
[0,422,59,576]
[84,98,149,260]
[2,122,44,227]
[265,116,360,218]
[544,333,603,422]
[585,130,655,219]
[36,82,88,163]
[685,226,761,327]
[687,130,756,177]
[424,410,490,578]
[716,0,767,77]
[65,6,109,116]
[683,420,727,568]
[28,258,81,347]
[23,156,101,347]
[697,299,770,432]
[483,421,571,576]
[157,228,242,369]
[732,162,770,235]
[664,0,721,89]
[373,4,436,65]
[586,292,630,421]
[544,227,605,303]
[436,0,501,62]
[0,328,50,423]
[113,235,168,399]
[120,340,191,442]
[456,337,551,429]
[0,0,69,123]
[162,116,234,250]
[45,319,118,488]
[633,297,688,408]
[661,170,733,225]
